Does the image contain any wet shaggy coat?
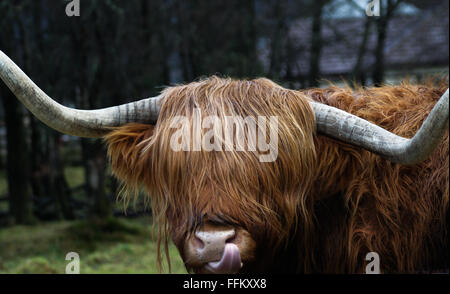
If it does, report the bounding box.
[104,77,448,273]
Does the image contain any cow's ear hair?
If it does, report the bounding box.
[104,123,155,190]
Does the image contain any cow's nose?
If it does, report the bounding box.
[192,228,236,262]
[192,228,242,273]
[194,228,236,255]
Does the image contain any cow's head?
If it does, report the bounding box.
[104,77,318,273]
[0,50,448,273]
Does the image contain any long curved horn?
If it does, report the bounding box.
[1,50,448,164]
[0,50,162,138]
[311,88,449,165]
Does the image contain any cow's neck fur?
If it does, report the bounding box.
[300,83,449,273]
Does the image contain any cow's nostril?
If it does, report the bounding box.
[225,231,236,244]
[193,235,205,249]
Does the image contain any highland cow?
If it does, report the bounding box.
[0,50,448,273]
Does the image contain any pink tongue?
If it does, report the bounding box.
[207,243,242,274]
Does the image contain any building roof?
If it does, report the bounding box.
[285,2,449,79]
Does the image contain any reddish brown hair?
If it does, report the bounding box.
[104,77,317,271]
[305,79,448,272]
[105,76,448,273]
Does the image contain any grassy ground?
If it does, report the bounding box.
[0,164,188,274]
[0,216,187,274]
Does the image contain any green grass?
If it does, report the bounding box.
[0,216,187,274]
[0,165,186,274]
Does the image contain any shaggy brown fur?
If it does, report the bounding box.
[104,76,448,273]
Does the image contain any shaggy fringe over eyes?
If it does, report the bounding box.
[104,76,317,271]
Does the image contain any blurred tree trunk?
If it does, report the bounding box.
[308,0,329,88]
[353,17,372,86]
[18,1,74,220]
[285,36,298,88]
[79,78,112,220]
[78,84,111,219]
[268,0,287,80]
[176,0,195,81]
[2,92,34,224]
[29,108,46,200]
[373,18,387,86]
[235,0,258,76]
[0,6,34,224]
[49,133,75,219]
[70,7,112,219]
[81,139,111,218]
[373,0,403,86]
[28,0,46,202]
[29,96,74,220]
[155,2,171,84]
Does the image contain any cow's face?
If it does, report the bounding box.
[174,220,256,273]
[105,77,317,273]
[163,162,316,274]
[164,179,298,273]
